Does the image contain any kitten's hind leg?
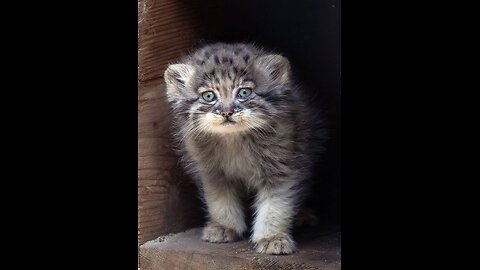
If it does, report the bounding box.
[200,177,246,243]
[252,182,299,255]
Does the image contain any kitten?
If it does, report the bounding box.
[163,43,324,255]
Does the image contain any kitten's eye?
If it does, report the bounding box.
[201,91,216,102]
[237,88,252,99]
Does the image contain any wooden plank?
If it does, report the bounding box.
[138,0,202,82]
[138,78,166,101]
[138,156,177,170]
[138,208,167,221]
[138,99,173,139]
[138,169,174,180]
[138,0,206,244]
[138,138,174,157]
[138,207,168,218]
[138,201,169,211]
[138,97,172,116]
[138,186,169,194]
[138,194,170,203]
[138,181,170,188]
[138,217,166,229]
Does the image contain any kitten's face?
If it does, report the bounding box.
[164,44,291,135]
[195,79,259,134]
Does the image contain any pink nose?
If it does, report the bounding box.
[220,111,233,117]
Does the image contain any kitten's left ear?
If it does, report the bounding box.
[254,54,291,85]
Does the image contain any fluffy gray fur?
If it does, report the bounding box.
[163,43,324,255]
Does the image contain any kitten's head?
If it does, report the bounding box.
[164,43,292,135]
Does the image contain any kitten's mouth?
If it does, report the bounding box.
[221,118,237,125]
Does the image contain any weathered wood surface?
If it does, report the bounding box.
[138,0,202,82]
[138,78,203,245]
[140,228,341,270]
[137,0,197,241]
[138,0,207,244]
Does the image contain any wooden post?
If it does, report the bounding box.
[138,0,204,245]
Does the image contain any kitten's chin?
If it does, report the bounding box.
[203,113,251,134]
[208,123,250,134]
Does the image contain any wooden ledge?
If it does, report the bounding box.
[140,227,341,270]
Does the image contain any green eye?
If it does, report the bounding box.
[201,91,216,102]
[238,88,252,99]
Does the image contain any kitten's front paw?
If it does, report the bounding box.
[254,236,297,255]
[201,223,240,243]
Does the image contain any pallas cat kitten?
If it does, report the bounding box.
[164,43,323,255]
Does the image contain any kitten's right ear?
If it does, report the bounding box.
[164,64,196,101]
[254,54,291,86]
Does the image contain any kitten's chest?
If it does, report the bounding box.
[194,135,258,179]
[215,136,255,178]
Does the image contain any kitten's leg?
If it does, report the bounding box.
[200,177,246,243]
[252,182,298,255]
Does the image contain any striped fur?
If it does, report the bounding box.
[164,43,324,255]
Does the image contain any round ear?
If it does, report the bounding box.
[164,64,196,100]
[254,54,291,85]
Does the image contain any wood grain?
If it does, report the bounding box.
[138,0,202,82]
[138,77,203,245]
[140,228,342,270]
[138,0,206,245]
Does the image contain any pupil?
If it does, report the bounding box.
[204,92,214,101]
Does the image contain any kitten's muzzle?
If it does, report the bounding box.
[218,106,234,117]
[219,108,236,124]
[215,105,242,118]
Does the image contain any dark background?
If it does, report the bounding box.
[197,0,342,231]
[6,0,466,269]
